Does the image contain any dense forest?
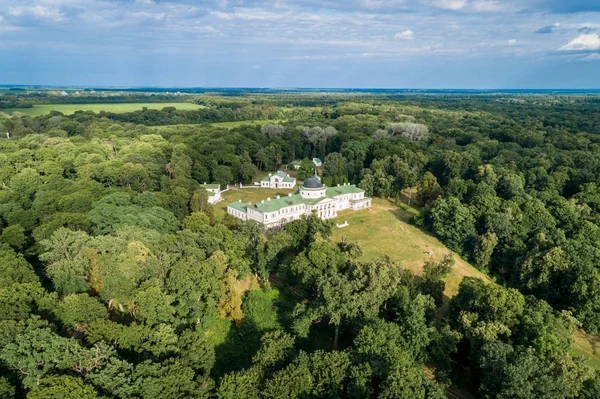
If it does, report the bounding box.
[1,92,600,398]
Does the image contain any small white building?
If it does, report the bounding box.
[260,171,297,189]
[227,177,371,229]
[313,158,323,167]
[288,161,302,170]
[200,183,226,204]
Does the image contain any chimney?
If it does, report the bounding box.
[276,195,280,199]
[337,184,340,187]
[238,199,241,202]
[287,174,289,177]
[288,193,292,196]
[267,198,271,201]
[261,200,264,204]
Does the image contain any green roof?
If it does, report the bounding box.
[325,185,364,196]
[227,184,365,215]
[261,171,296,183]
[228,201,249,212]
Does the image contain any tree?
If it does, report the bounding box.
[261,124,285,138]
[421,254,454,306]
[416,172,441,205]
[322,152,348,186]
[28,375,98,399]
[473,231,498,271]
[55,293,108,328]
[429,197,476,255]
[1,224,26,250]
[297,158,315,180]
[388,122,429,141]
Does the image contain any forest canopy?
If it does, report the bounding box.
[1,92,600,398]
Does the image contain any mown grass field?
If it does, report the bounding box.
[330,197,491,298]
[6,102,204,116]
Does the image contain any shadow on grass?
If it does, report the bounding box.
[583,330,600,355]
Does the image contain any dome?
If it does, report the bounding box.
[302,177,324,189]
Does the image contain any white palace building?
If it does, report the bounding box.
[227,177,371,228]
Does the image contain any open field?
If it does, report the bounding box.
[331,197,491,297]
[5,103,204,116]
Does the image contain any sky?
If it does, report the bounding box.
[1,0,600,88]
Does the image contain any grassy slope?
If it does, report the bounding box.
[572,330,600,370]
[6,102,204,116]
[331,197,490,297]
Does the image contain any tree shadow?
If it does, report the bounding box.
[582,329,600,356]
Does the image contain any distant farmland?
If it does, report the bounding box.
[5,103,205,116]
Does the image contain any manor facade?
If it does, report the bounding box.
[260,171,297,189]
[227,177,371,228]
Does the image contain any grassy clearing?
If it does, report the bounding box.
[572,330,600,370]
[330,197,490,298]
[5,103,204,116]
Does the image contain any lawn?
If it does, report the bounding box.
[330,197,490,298]
[5,102,204,116]
[572,329,600,370]
[216,186,298,220]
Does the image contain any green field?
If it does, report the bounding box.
[330,197,491,298]
[5,103,204,116]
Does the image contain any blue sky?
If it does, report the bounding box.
[1,0,599,88]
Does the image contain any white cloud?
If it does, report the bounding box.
[430,0,467,10]
[471,1,504,12]
[395,29,414,40]
[560,34,600,51]
[508,39,517,45]
[582,53,600,61]
[8,5,63,21]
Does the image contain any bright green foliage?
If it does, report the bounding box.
[0,377,15,398]
[89,193,179,235]
[0,247,38,288]
[132,279,176,326]
[417,172,442,205]
[1,224,27,250]
[421,254,454,306]
[55,293,108,328]
[27,375,98,399]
